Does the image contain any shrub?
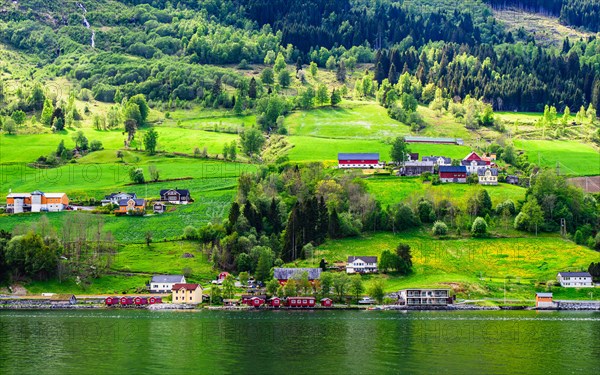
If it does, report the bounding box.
[183,226,198,240]
[432,221,448,236]
[90,140,103,151]
[471,217,488,237]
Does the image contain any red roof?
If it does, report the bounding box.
[463,152,483,162]
[172,283,201,291]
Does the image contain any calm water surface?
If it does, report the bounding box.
[1,309,599,374]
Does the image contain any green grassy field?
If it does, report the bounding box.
[294,231,600,300]
[366,176,527,209]
[514,139,600,176]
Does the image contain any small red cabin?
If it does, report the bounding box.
[268,297,281,308]
[105,296,119,306]
[248,297,264,308]
[320,298,333,307]
[120,297,134,305]
[148,296,162,304]
[287,297,316,308]
[134,297,148,305]
[242,294,266,305]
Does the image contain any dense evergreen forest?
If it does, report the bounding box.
[1,0,600,112]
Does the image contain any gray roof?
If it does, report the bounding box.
[422,156,451,164]
[477,168,498,176]
[118,198,145,206]
[558,272,592,277]
[104,192,136,200]
[461,160,487,166]
[274,268,321,280]
[536,293,553,297]
[404,136,458,143]
[338,153,380,160]
[151,275,185,283]
[348,256,378,263]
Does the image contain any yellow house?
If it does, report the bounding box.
[171,283,203,304]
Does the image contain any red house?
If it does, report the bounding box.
[268,297,281,308]
[439,166,468,183]
[105,296,119,306]
[119,297,134,305]
[320,298,333,307]
[274,268,321,286]
[338,153,382,169]
[134,297,148,305]
[148,296,162,304]
[286,297,316,308]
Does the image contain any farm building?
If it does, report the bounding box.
[478,167,498,185]
[320,298,333,307]
[399,289,452,306]
[274,268,322,285]
[535,293,554,308]
[462,152,492,175]
[439,166,467,183]
[102,192,137,206]
[116,198,146,214]
[286,297,316,308]
[404,136,464,145]
[6,191,69,214]
[153,202,166,214]
[506,175,519,185]
[422,156,452,166]
[337,153,382,169]
[398,161,435,176]
[171,283,203,304]
[556,272,593,288]
[160,189,192,204]
[346,256,378,274]
[149,275,186,293]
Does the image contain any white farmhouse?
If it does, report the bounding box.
[150,275,186,293]
[556,272,593,288]
[346,256,378,274]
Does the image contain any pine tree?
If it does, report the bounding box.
[336,60,346,82]
[330,89,341,106]
[388,63,397,84]
[328,208,341,239]
[317,196,329,243]
[248,77,257,99]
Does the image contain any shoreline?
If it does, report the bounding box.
[1,301,599,312]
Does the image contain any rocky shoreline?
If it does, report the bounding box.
[1,299,599,311]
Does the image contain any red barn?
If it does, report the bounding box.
[338,153,381,169]
[134,297,148,305]
[286,297,316,308]
[268,297,281,308]
[274,268,321,286]
[105,297,119,306]
[148,297,162,304]
[439,166,467,183]
[320,298,333,307]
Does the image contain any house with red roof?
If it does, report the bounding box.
[171,283,203,304]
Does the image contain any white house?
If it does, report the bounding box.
[556,272,593,288]
[399,289,451,306]
[102,192,137,206]
[150,275,186,293]
[346,256,378,274]
[478,167,498,185]
[422,156,451,166]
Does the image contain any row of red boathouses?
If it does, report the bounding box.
[105,296,162,306]
[239,296,333,308]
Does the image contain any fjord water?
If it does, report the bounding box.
[1,310,599,374]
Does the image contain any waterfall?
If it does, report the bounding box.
[76,2,95,48]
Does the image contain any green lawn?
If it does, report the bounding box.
[296,231,600,300]
[514,139,600,176]
[366,176,527,208]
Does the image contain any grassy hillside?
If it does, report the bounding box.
[295,231,600,300]
[514,139,600,176]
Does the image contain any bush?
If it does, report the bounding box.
[513,212,530,231]
[471,217,488,237]
[90,140,103,151]
[432,221,448,236]
[183,226,198,240]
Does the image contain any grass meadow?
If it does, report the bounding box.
[514,139,600,176]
